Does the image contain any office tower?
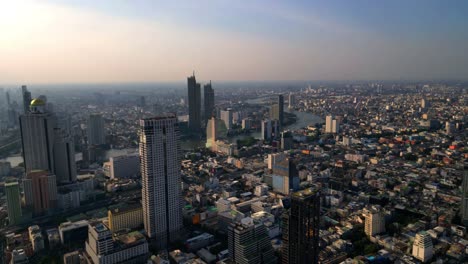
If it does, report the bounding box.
[332,119,339,133]
[272,159,299,195]
[288,93,295,109]
[461,171,468,227]
[272,119,280,139]
[281,131,293,150]
[421,98,428,109]
[87,114,106,145]
[23,170,58,215]
[22,85,32,114]
[268,152,286,170]
[140,115,183,248]
[85,221,149,264]
[220,109,233,130]
[5,181,22,225]
[108,203,144,232]
[187,73,202,134]
[412,231,433,263]
[204,81,215,124]
[270,95,284,127]
[261,120,272,140]
[206,117,217,149]
[363,205,385,237]
[282,189,320,264]
[6,90,11,107]
[19,98,55,173]
[228,217,277,264]
[278,94,284,126]
[53,129,77,184]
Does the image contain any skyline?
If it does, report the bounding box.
[1,1,468,83]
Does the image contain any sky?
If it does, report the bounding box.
[1,0,467,83]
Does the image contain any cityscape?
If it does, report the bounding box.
[0,1,468,264]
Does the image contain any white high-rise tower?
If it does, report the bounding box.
[140,114,183,248]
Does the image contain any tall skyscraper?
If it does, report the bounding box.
[203,81,215,124]
[206,117,218,149]
[22,85,32,114]
[282,189,320,264]
[5,181,22,225]
[288,93,295,109]
[228,217,277,264]
[23,170,58,215]
[261,120,272,140]
[87,114,106,145]
[140,115,183,248]
[461,171,468,226]
[278,94,284,126]
[53,128,77,184]
[20,98,55,173]
[187,73,202,134]
[220,109,233,130]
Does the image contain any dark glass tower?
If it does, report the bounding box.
[278,94,284,127]
[282,189,320,264]
[203,81,215,125]
[187,73,202,134]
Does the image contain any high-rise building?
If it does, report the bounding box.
[461,171,468,227]
[5,181,22,225]
[53,128,76,184]
[63,251,84,264]
[19,98,55,174]
[363,205,385,237]
[325,115,339,133]
[228,217,277,264]
[288,93,295,109]
[23,170,58,215]
[140,115,183,248]
[220,109,233,130]
[412,231,433,263]
[282,189,320,264]
[187,73,202,134]
[270,95,284,127]
[22,85,32,114]
[87,114,106,145]
[206,116,220,150]
[203,81,215,124]
[261,120,272,141]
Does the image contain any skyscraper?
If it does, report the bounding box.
[53,128,77,184]
[19,98,55,173]
[228,217,277,264]
[23,170,58,215]
[187,73,202,134]
[5,181,22,225]
[461,170,468,226]
[203,81,215,124]
[325,115,339,134]
[282,189,320,264]
[140,115,183,248]
[288,93,295,109]
[87,114,106,145]
[22,85,32,114]
[220,109,233,130]
[278,94,284,126]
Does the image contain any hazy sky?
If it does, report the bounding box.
[1,0,467,83]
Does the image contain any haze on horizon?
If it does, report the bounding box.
[1,0,467,84]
